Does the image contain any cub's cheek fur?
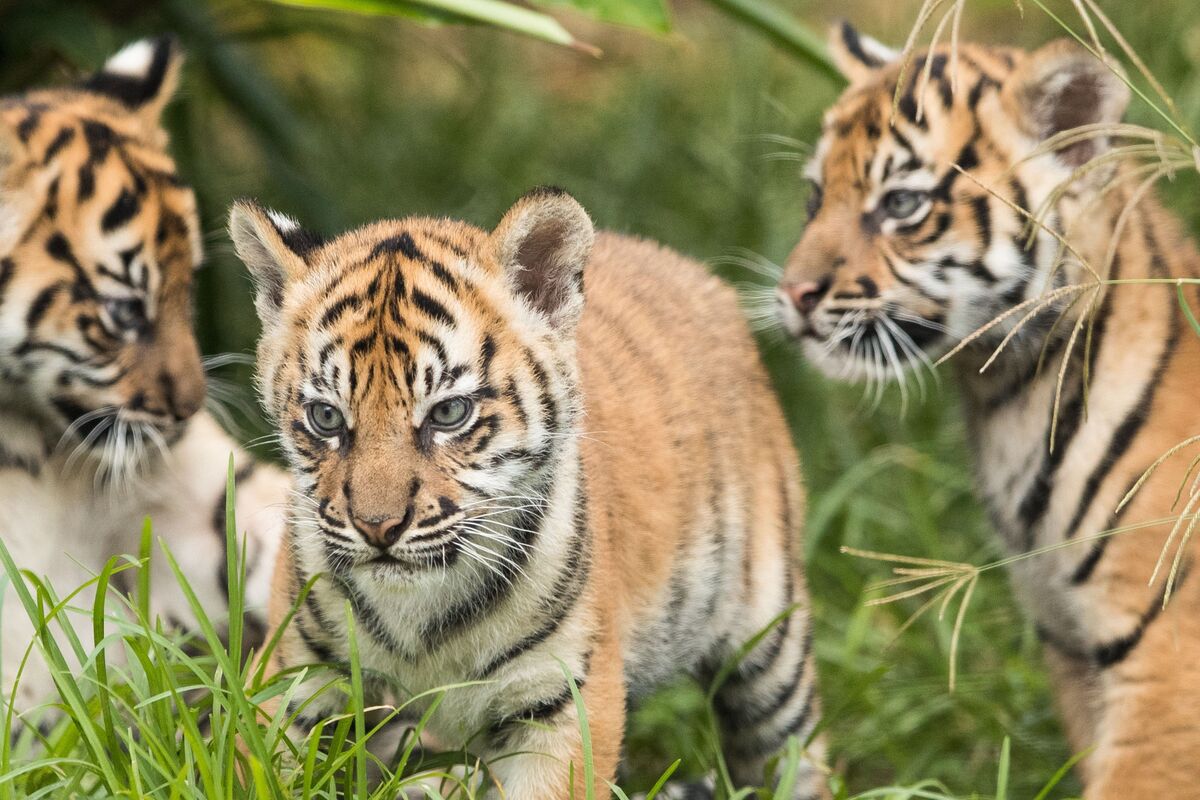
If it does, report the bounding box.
[240,188,826,797]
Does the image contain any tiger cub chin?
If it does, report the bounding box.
[231,188,825,798]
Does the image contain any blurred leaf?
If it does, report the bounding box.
[266,0,593,51]
[531,0,670,33]
[701,0,840,80]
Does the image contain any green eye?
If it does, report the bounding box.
[428,397,473,430]
[882,189,929,219]
[306,402,346,436]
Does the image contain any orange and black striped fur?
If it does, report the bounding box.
[778,22,1200,797]
[233,188,825,798]
[0,38,287,714]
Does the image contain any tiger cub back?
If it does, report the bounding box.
[233,188,825,798]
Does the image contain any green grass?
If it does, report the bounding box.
[0,463,1076,798]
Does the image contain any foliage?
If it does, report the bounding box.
[2,0,1200,797]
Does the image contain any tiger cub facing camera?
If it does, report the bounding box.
[232,188,825,798]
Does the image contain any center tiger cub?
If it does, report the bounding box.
[230,188,824,798]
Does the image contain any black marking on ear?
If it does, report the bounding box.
[840,21,884,69]
[81,36,176,110]
[280,226,324,259]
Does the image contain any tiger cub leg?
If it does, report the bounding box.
[1040,647,1101,781]
[712,572,825,800]
[484,627,625,799]
[1082,597,1200,798]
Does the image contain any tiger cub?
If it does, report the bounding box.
[777,22,1200,797]
[232,188,825,798]
[0,38,288,714]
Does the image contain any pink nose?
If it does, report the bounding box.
[352,515,408,549]
[783,281,825,315]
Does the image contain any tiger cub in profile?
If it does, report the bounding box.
[0,38,288,714]
[232,188,825,798]
[778,21,1200,798]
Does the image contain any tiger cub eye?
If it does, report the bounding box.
[306,402,346,436]
[881,189,929,219]
[428,397,472,429]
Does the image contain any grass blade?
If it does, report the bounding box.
[268,0,591,51]
[699,0,839,79]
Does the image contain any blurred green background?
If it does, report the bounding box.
[4,0,1200,795]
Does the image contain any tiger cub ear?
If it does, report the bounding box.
[79,36,184,129]
[228,200,324,327]
[1002,39,1130,166]
[829,20,898,84]
[490,186,594,334]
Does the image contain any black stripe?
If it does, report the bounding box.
[1095,563,1190,668]
[1064,286,1178,541]
[931,142,977,200]
[318,293,363,329]
[101,188,141,232]
[970,194,991,250]
[41,126,75,164]
[716,627,811,727]
[473,487,591,679]
[371,232,421,261]
[329,573,415,659]
[0,257,14,303]
[25,283,63,330]
[428,260,458,291]
[295,614,339,664]
[419,475,553,650]
[1010,270,1117,547]
[0,444,42,477]
[489,681,576,738]
[411,288,455,327]
[1070,475,1141,585]
[726,678,818,757]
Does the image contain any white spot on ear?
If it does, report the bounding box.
[104,39,156,78]
[266,210,299,232]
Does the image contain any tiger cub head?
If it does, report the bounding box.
[0,38,205,471]
[230,188,593,586]
[777,22,1131,382]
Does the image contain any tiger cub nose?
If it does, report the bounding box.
[351,514,409,549]
[782,278,830,316]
